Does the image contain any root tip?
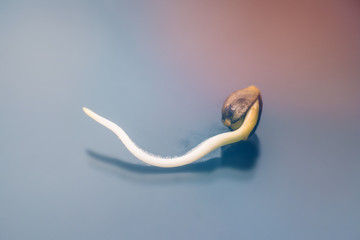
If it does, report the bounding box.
[82,107,93,117]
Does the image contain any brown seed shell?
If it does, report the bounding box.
[221,86,262,131]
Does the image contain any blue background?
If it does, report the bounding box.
[1,1,360,239]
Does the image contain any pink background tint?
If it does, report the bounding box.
[125,0,360,116]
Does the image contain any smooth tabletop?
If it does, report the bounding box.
[1,1,360,239]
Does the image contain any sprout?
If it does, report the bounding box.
[83,86,262,168]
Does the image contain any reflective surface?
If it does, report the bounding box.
[1,1,360,239]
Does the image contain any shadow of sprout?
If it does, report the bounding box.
[87,135,260,175]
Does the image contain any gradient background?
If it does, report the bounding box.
[1,1,360,239]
